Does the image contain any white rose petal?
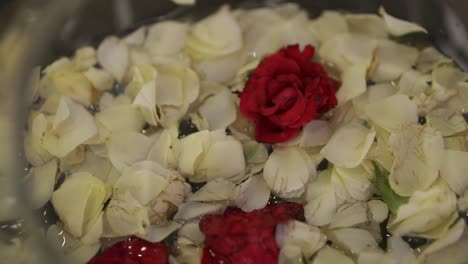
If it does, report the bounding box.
[25,159,57,209]
[114,163,170,205]
[337,64,368,105]
[304,170,337,226]
[329,228,377,254]
[95,104,145,141]
[358,250,394,264]
[310,11,348,44]
[73,46,97,71]
[178,130,210,178]
[367,200,389,223]
[196,51,246,84]
[379,6,428,36]
[147,126,180,169]
[388,124,444,196]
[123,27,147,46]
[398,69,431,98]
[364,94,418,131]
[416,47,452,73]
[312,246,354,264]
[133,81,159,126]
[388,236,417,264]
[188,178,236,202]
[332,165,373,201]
[234,174,270,212]
[138,222,182,243]
[319,33,377,72]
[107,132,153,171]
[84,67,114,92]
[70,150,119,185]
[427,108,467,137]
[43,96,98,158]
[329,202,369,230]
[104,192,149,237]
[97,36,129,81]
[51,172,110,238]
[172,0,195,5]
[389,180,457,239]
[441,150,468,195]
[199,89,237,130]
[49,71,95,106]
[417,219,465,263]
[126,64,158,100]
[371,39,419,82]
[187,6,242,59]
[345,14,388,38]
[24,113,53,166]
[145,21,187,55]
[321,121,376,168]
[299,120,332,147]
[276,220,327,263]
[173,202,226,221]
[264,146,316,199]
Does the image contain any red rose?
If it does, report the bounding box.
[89,237,168,264]
[240,44,339,143]
[200,202,304,264]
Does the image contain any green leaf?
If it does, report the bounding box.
[372,161,409,214]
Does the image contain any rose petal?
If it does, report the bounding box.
[416,47,452,73]
[440,150,468,195]
[367,200,389,224]
[379,6,428,36]
[97,36,129,82]
[199,89,237,130]
[329,228,377,254]
[234,174,271,212]
[310,11,349,44]
[304,170,337,226]
[173,202,226,221]
[364,94,418,131]
[345,14,388,38]
[188,178,236,202]
[138,222,182,243]
[107,132,153,171]
[329,202,369,229]
[313,246,354,264]
[25,159,58,209]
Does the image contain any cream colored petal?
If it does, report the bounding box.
[125,64,158,100]
[196,51,246,84]
[319,33,377,71]
[312,246,354,264]
[145,21,188,56]
[172,0,195,5]
[310,11,348,44]
[84,67,114,92]
[156,71,184,106]
[388,236,417,264]
[329,202,369,229]
[389,180,457,239]
[96,104,145,138]
[188,178,235,202]
[198,135,246,182]
[199,89,237,130]
[427,108,467,137]
[107,132,153,171]
[70,150,117,185]
[418,219,465,263]
[441,150,468,195]
[25,159,57,209]
[115,165,170,205]
[51,172,110,238]
[138,222,182,243]
[104,192,149,237]
[329,228,377,254]
[49,71,95,106]
[371,39,419,82]
[398,69,431,97]
[133,82,159,126]
[416,47,452,73]
[379,6,428,36]
[234,174,270,212]
[123,27,147,46]
[367,200,389,224]
[73,46,97,71]
[332,165,373,201]
[345,14,388,38]
[97,36,129,81]
[298,120,332,147]
[321,122,376,168]
[337,64,368,105]
[242,140,269,165]
[187,6,242,59]
[147,127,180,169]
[276,220,327,263]
[43,96,98,158]
[173,202,226,221]
[364,94,418,131]
[388,124,444,196]
[264,146,316,199]
[304,170,337,226]
[24,113,53,166]
[178,130,211,179]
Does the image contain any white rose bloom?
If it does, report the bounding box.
[51,172,111,239]
[178,130,246,183]
[264,146,316,199]
[187,6,243,59]
[389,180,458,239]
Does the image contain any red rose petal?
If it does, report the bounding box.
[88,237,169,264]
